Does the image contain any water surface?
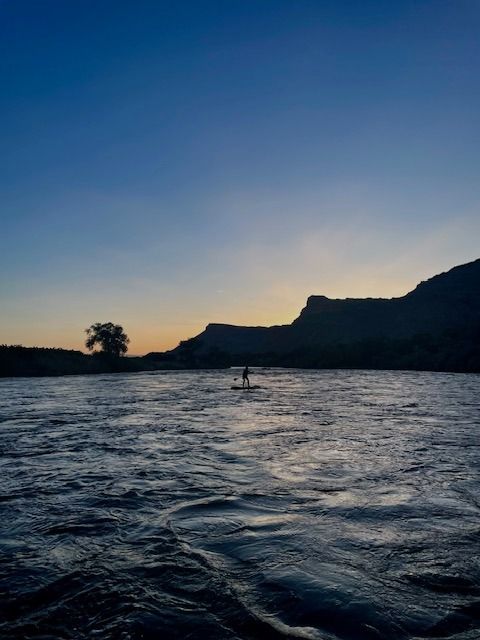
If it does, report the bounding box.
[1,369,480,639]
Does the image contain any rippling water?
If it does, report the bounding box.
[1,369,480,639]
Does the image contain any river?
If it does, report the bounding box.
[1,369,479,639]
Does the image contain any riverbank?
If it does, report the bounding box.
[0,346,155,377]
[2,334,479,377]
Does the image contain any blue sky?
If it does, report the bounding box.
[1,0,479,353]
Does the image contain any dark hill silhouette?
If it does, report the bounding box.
[146,258,480,372]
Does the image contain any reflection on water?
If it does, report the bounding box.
[1,369,480,639]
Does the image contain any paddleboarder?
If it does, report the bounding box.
[242,365,250,389]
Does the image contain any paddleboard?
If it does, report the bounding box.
[231,385,261,390]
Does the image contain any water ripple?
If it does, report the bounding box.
[1,369,479,639]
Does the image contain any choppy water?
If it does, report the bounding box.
[1,369,480,640]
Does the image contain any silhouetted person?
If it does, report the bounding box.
[242,365,250,389]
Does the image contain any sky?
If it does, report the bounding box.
[1,0,479,354]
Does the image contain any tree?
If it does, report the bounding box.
[85,322,129,357]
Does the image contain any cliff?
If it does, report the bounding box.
[156,258,480,372]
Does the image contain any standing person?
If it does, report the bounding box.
[242,365,250,389]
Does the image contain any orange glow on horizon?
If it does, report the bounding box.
[3,256,474,355]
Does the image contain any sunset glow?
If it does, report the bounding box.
[2,1,479,354]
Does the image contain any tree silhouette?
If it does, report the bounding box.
[85,322,129,357]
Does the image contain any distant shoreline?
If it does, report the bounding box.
[1,345,478,378]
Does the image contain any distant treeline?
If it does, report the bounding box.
[0,346,155,378]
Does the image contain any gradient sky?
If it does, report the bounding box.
[1,0,479,354]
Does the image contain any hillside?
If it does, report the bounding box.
[147,258,480,372]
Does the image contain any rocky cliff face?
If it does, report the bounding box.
[171,258,480,357]
[192,322,290,354]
